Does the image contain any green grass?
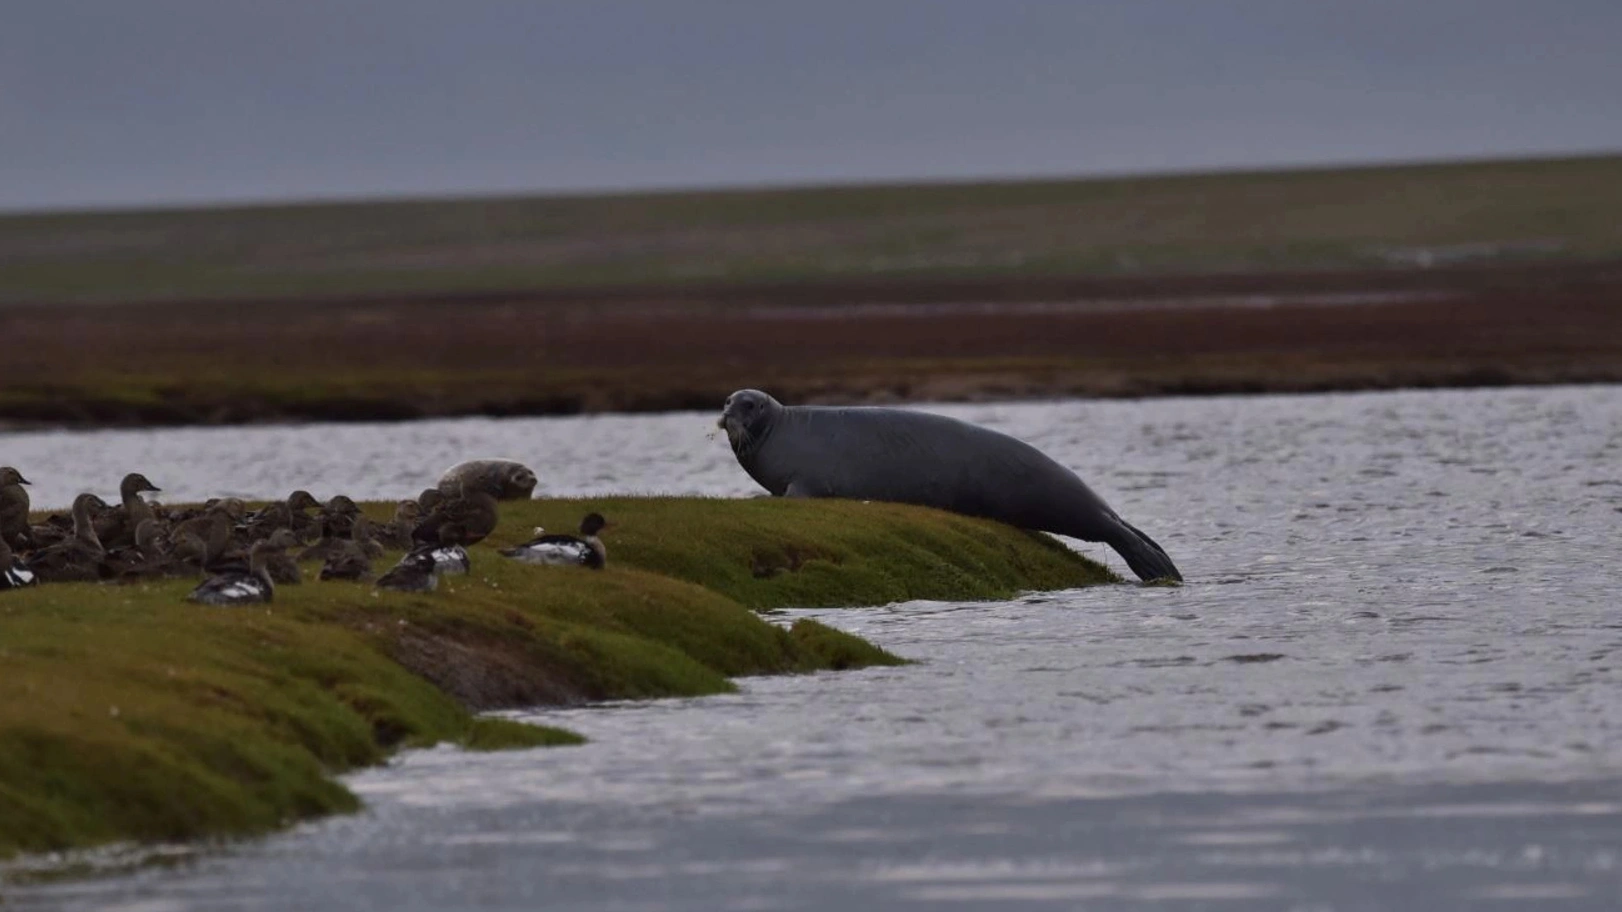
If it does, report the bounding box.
[0,496,1111,859]
[2,153,1618,302]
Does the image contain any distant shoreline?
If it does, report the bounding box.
[0,364,1617,435]
[5,152,1619,431]
[2,258,1618,432]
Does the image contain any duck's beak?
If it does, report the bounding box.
[148,485,163,493]
[16,475,30,485]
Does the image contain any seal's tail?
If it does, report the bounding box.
[1108,519,1183,583]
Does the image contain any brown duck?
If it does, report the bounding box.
[94,473,162,550]
[318,495,362,540]
[168,505,235,572]
[318,539,373,582]
[286,490,324,542]
[0,467,30,550]
[244,501,293,541]
[373,501,421,551]
[412,484,499,547]
[25,493,109,583]
[111,518,194,583]
[416,487,445,513]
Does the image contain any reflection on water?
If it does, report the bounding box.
[4,385,1622,910]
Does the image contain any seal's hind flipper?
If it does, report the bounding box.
[1109,519,1183,583]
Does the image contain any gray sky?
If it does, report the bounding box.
[3,0,1620,211]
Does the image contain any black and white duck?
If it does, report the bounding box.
[402,541,471,576]
[375,547,440,593]
[186,531,297,606]
[0,539,37,590]
[500,513,609,570]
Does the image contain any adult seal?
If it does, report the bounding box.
[718,389,1181,582]
[436,459,538,501]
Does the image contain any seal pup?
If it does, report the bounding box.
[500,513,608,570]
[437,460,538,501]
[718,389,1182,582]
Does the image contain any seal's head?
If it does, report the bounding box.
[718,389,780,454]
[504,465,539,499]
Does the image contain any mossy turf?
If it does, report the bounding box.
[0,496,1112,859]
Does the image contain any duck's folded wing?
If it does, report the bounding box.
[518,537,588,562]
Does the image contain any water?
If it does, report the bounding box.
[4,385,1622,910]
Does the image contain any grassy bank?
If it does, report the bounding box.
[0,497,1112,859]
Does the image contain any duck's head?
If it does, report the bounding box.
[418,488,445,512]
[0,467,30,487]
[579,512,609,536]
[718,389,780,449]
[255,501,292,525]
[262,528,301,551]
[134,517,167,551]
[325,495,359,515]
[73,492,110,515]
[287,490,322,512]
[121,473,161,497]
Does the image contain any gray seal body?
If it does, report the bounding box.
[437,459,538,501]
[719,389,1181,582]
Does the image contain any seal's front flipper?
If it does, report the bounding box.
[783,479,816,498]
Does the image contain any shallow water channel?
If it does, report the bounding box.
[4,385,1622,910]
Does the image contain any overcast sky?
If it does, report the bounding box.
[3,0,1620,211]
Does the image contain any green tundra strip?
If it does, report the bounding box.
[0,497,1111,858]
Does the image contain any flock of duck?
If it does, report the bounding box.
[0,460,609,606]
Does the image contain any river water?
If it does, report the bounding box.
[4,385,1622,910]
